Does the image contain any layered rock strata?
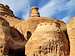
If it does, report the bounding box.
[25,21,70,56]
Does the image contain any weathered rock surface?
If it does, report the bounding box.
[0,17,26,56]
[1,15,21,28]
[0,4,66,41]
[0,4,14,16]
[15,17,66,41]
[0,17,10,56]
[0,4,21,30]
[0,3,71,56]
[6,27,26,56]
[67,17,75,56]
[15,7,66,41]
[25,21,70,56]
[30,7,40,17]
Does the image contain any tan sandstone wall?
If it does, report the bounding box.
[25,21,70,56]
[67,17,75,56]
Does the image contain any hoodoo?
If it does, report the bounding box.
[15,7,66,41]
[25,7,70,56]
[30,7,40,17]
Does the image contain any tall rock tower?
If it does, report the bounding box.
[25,7,70,56]
[15,7,67,40]
[30,7,40,17]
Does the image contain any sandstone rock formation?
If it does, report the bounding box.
[67,17,75,56]
[0,4,14,16]
[7,27,26,56]
[0,17,10,56]
[30,7,40,17]
[0,17,26,56]
[0,4,21,28]
[0,4,66,41]
[0,3,71,56]
[15,9,66,40]
[25,21,70,56]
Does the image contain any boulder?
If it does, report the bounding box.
[25,21,70,56]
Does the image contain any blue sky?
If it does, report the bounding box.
[0,0,75,23]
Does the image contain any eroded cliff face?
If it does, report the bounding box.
[0,4,70,56]
[0,4,21,27]
[0,4,14,16]
[0,4,66,41]
[25,21,70,56]
[0,17,26,56]
[6,27,26,56]
[0,17,10,56]
[15,17,66,41]
[67,17,75,56]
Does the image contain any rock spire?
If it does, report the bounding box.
[30,7,40,17]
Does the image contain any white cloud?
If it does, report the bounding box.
[0,0,75,23]
[62,16,71,23]
[62,0,75,23]
[39,0,69,17]
[0,0,30,10]
[39,0,75,23]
